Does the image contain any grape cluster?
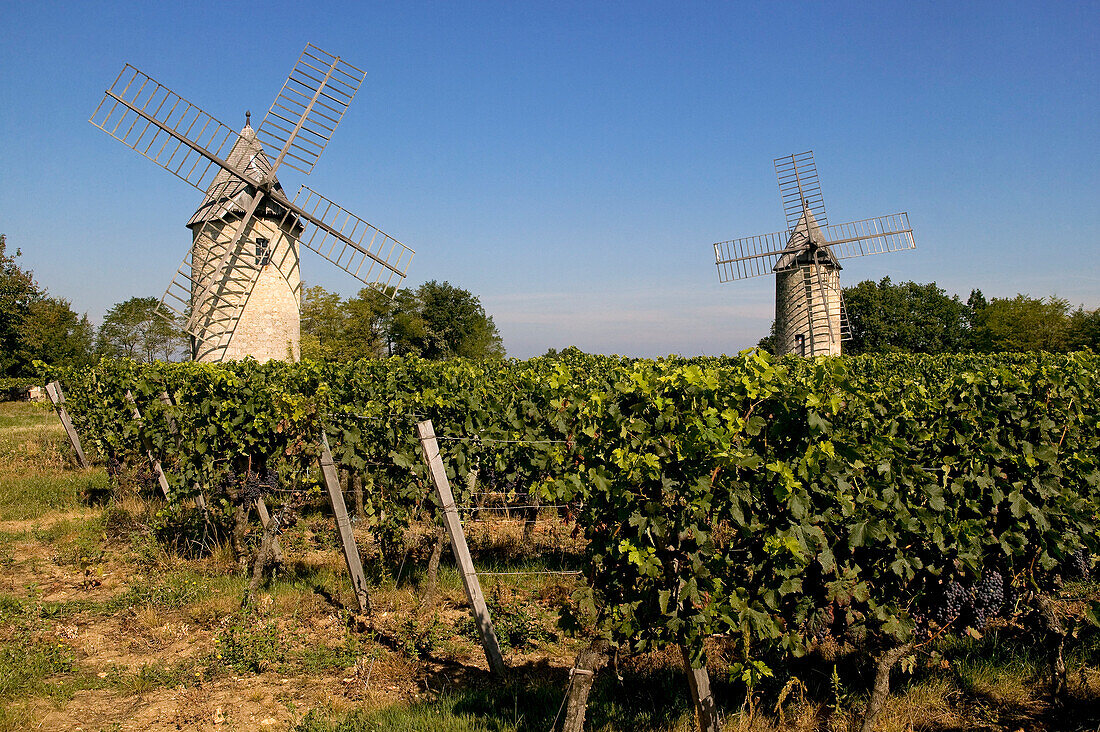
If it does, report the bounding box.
[930,580,970,626]
[241,471,264,502]
[927,571,1007,631]
[969,570,1004,630]
[1065,548,1092,580]
[240,469,279,502]
[219,466,279,502]
[910,612,932,642]
[137,461,159,493]
[106,453,122,478]
[480,465,533,501]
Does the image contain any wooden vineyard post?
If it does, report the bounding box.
[318,432,371,614]
[45,381,89,469]
[416,419,506,676]
[680,646,720,732]
[125,391,171,499]
[560,640,610,732]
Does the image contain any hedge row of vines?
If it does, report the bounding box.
[48,351,1100,714]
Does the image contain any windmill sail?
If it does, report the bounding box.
[90,66,251,194]
[775,151,827,233]
[258,44,366,176]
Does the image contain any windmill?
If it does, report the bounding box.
[713,151,915,356]
[90,44,414,362]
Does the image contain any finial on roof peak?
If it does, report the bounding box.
[245,110,251,127]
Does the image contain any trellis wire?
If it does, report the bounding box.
[432,435,567,445]
[476,570,582,577]
[459,504,569,512]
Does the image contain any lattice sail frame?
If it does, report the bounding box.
[90,44,414,359]
[714,212,915,283]
[258,44,366,176]
[775,151,827,233]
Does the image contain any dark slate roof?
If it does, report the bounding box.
[187,124,295,229]
[774,206,840,271]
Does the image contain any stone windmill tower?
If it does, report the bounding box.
[713,151,915,356]
[91,44,413,362]
[185,115,303,361]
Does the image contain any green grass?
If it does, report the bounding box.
[105,568,244,613]
[0,401,53,429]
[291,667,695,732]
[0,470,106,522]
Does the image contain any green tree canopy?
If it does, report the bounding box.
[396,280,505,359]
[96,296,188,362]
[300,280,505,361]
[1068,307,1100,351]
[970,294,1074,353]
[0,234,40,375]
[19,296,94,369]
[300,285,392,361]
[1,234,94,375]
[844,277,971,355]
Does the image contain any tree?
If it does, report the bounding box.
[395,280,505,359]
[971,294,1072,353]
[385,288,429,357]
[0,234,94,374]
[0,234,41,375]
[300,285,346,361]
[96,296,188,362]
[301,285,395,361]
[843,277,971,355]
[300,280,505,361]
[341,287,392,359]
[1067,307,1100,351]
[18,296,94,369]
[756,320,778,355]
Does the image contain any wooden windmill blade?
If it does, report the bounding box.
[821,213,916,261]
[713,230,799,282]
[258,44,367,177]
[289,187,414,291]
[775,151,827,233]
[90,66,253,195]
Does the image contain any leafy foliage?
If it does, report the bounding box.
[301,280,505,361]
[95,296,187,362]
[0,234,94,376]
[844,277,971,354]
[46,351,1100,683]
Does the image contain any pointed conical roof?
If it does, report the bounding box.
[773,204,840,271]
[187,122,290,228]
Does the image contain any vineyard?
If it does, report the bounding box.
[3,351,1100,730]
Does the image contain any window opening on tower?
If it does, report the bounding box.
[256,237,271,266]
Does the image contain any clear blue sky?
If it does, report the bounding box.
[1,1,1097,357]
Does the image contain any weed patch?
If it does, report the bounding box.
[0,637,75,697]
[458,586,556,653]
[209,613,284,675]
